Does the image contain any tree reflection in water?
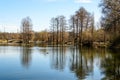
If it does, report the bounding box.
[50,46,66,71]
[20,46,32,68]
[19,46,120,79]
[69,47,120,80]
[101,49,120,80]
[69,47,94,79]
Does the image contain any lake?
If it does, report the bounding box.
[0,46,120,80]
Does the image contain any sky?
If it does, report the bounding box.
[0,0,101,32]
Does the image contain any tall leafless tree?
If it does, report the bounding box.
[49,16,67,45]
[21,17,33,44]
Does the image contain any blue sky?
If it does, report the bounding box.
[0,0,101,32]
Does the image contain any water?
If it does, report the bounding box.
[0,46,120,80]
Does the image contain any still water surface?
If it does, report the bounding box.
[0,46,120,80]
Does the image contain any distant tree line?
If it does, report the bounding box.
[0,8,109,47]
[48,7,107,46]
[0,1,120,48]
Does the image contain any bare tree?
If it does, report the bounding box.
[49,16,67,45]
[69,7,94,46]
[69,15,76,45]
[90,13,95,45]
[77,7,89,45]
[21,17,33,44]
[59,15,67,45]
[50,17,56,45]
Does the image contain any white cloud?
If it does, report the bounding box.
[75,0,92,3]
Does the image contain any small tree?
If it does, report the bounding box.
[21,17,33,44]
